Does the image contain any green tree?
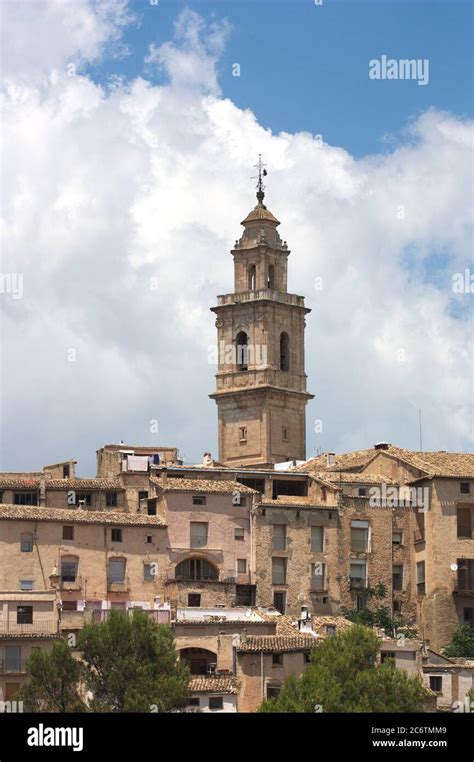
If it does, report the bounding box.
[443,625,474,658]
[17,640,85,712]
[78,609,190,712]
[342,582,417,638]
[260,625,430,713]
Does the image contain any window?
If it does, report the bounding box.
[5,646,21,673]
[266,685,281,700]
[138,490,149,509]
[61,558,77,582]
[16,606,33,624]
[282,426,288,442]
[237,559,247,574]
[429,676,442,693]
[20,532,33,552]
[19,579,34,591]
[188,697,200,707]
[311,526,324,552]
[192,495,206,506]
[304,652,311,663]
[463,607,474,625]
[267,264,274,289]
[108,558,126,584]
[14,492,37,505]
[175,558,218,581]
[351,520,369,552]
[381,651,396,663]
[311,562,326,591]
[106,492,118,507]
[190,522,208,548]
[273,591,286,614]
[143,563,155,582]
[460,482,470,494]
[239,427,247,443]
[350,560,367,584]
[392,564,404,591]
[188,594,201,607]
[279,332,290,371]
[393,600,401,614]
[62,525,74,541]
[272,557,287,585]
[146,534,153,544]
[457,506,472,538]
[234,527,245,541]
[272,653,283,666]
[236,331,249,371]
[209,696,223,711]
[358,487,367,497]
[356,595,366,611]
[248,264,256,290]
[238,477,265,493]
[416,561,426,595]
[273,524,287,550]
[62,601,77,611]
[457,559,474,592]
[62,464,70,479]
[111,528,122,543]
[392,530,403,545]
[76,493,92,506]
[147,500,157,516]
[326,625,336,636]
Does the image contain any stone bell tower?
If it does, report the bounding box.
[210,157,313,467]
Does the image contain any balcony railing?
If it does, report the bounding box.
[60,575,83,591]
[107,576,130,592]
[0,659,27,674]
[350,577,369,590]
[0,619,58,635]
[217,289,306,308]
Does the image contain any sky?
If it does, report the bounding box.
[0,0,473,475]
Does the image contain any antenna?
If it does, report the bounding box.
[418,408,423,452]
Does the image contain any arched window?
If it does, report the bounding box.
[236,331,248,371]
[175,558,219,581]
[280,332,290,371]
[248,265,256,290]
[267,265,275,289]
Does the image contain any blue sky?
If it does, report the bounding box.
[89,0,473,158]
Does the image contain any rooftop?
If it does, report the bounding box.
[188,676,237,694]
[0,504,166,527]
[151,477,257,495]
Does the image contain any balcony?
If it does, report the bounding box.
[453,583,474,596]
[60,575,83,591]
[107,576,130,592]
[216,289,306,308]
[350,577,369,590]
[0,619,58,635]
[0,659,27,675]
[414,530,425,544]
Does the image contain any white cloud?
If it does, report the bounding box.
[1,2,472,473]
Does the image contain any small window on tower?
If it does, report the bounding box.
[248,265,256,290]
[239,427,247,443]
[236,332,248,371]
[280,332,290,371]
[282,426,288,442]
[267,264,275,289]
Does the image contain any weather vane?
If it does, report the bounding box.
[251,154,268,203]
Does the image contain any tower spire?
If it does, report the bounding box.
[252,154,267,205]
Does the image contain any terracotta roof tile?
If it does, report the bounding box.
[45,478,124,490]
[151,477,256,495]
[241,203,280,226]
[237,635,317,653]
[0,478,40,489]
[188,676,237,694]
[0,504,166,527]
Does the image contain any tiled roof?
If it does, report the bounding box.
[318,472,397,485]
[45,479,124,490]
[237,635,317,653]
[241,202,280,226]
[0,504,166,527]
[188,676,237,694]
[0,478,40,489]
[151,477,256,495]
[293,446,474,479]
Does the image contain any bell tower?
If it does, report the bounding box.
[210,157,313,467]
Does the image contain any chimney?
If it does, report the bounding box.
[326,453,336,467]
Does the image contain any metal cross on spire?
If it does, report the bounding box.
[251,154,268,204]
